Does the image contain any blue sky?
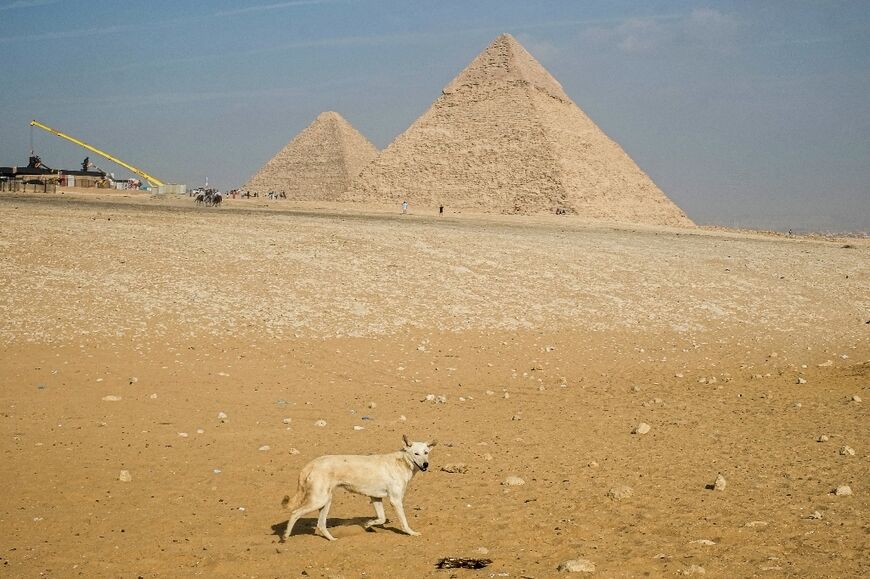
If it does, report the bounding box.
[1,0,868,231]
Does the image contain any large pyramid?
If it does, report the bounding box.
[242,111,378,200]
[345,34,693,226]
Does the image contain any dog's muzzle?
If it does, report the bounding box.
[420,462,429,471]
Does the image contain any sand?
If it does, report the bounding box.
[1,190,867,578]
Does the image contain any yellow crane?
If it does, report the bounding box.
[30,120,165,187]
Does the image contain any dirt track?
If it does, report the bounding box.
[1,191,868,578]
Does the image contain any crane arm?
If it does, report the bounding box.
[30,120,165,187]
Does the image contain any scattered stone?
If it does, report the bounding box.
[282,417,292,424]
[834,485,852,496]
[483,453,493,461]
[503,392,510,399]
[588,460,599,468]
[178,432,189,438]
[441,463,468,474]
[607,485,633,500]
[796,377,807,384]
[850,395,862,403]
[353,425,364,431]
[149,393,158,399]
[680,564,705,575]
[436,395,448,404]
[807,510,823,520]
[817,360,833,367]
[423,394,435,402]
[399,415,407,422]
[288,448,300,455]
[502,476,525,486]
[259,445,271,451]
[511,414,522,421]
[368,401,377,409]
[476,547,489,555]
[690,539,716,545]
[840,446,855,456]
[217,411,228,421]
[315,419,327,427]
[817,435,829,442]
[196,428,204,434]
[632,422,651,435]
[712,474,727,491]
[36,383,47,390]
[129,377,138,384]
[557,558,595,573]
[101,395,122,402]
[631,385,641,392]
[118,470,132,482]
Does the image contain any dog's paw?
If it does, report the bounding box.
[405,530,421,537]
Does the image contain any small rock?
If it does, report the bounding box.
[282,417,292,424]
[149,393,158,399]
[796,377,807,384]
[503,392,510,399]
[288,448,300,455]
[713,474,727,491]
[850,395,862,403]
[178,432,189,438]
[817,435,829,442]
[607,485,633,500]
[353,425,364,431]
[315,419,327,427]
[631,385,641,392]
[483,453,493,461]
[557,558,595,573]
[118,470,132,482]
[588,460,599,468]
[259,445,270,451]
[368,401,377,409]
[834,485,852,496]
[435,395,447,404]
[129,377,138,384]
[101,395,122,402]
[690,539,716,545]
[441,463,468,474]
[217,411,228,421]
[502,476,525,486]
[680,564,705,575]
[745,520,768,527]
[476,547,489,555]
[807,510,823,519]
[840,445,855,456]
[398,415,407,422]
[632,422,651,435]
[511,414,522,421]
[196,428,204,434]
[423,394,435,402]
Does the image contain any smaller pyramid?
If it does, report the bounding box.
[242,112,378,200]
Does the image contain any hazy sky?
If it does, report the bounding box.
[2,0,868,231]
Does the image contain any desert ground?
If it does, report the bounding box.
[1,190,867,578]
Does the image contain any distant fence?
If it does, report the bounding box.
[0,179,57,193]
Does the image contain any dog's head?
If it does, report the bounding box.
[402,434,437,472]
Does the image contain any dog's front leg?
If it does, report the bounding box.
[365,498,387,529]
[388,494,420,536]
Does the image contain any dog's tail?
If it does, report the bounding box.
[281,466,309,509]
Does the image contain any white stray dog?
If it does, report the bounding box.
[281,435,436,541]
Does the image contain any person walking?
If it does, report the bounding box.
[402,200,409,214]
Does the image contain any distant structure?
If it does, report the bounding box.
[243,111,378,200]
[345,33,693,226]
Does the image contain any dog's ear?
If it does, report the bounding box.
[428,439,437,448]
[402,434,411,447]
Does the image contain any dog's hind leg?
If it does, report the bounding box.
[364,498,387,529]
[388,494,420,536]
[315,498,336,541]
[283,490,331,541]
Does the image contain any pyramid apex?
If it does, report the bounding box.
[316,111,344,122]
[443,33,569,101]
